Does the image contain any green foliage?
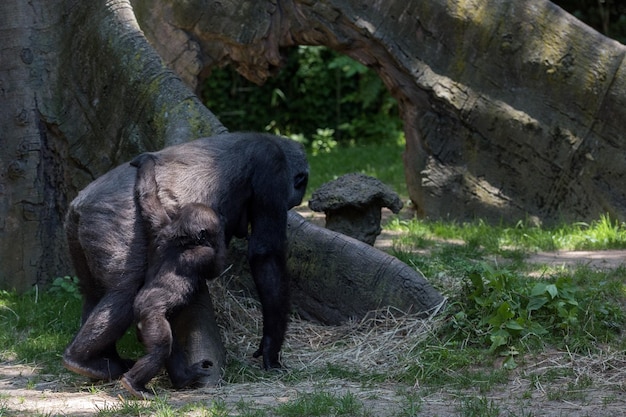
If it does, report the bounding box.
[202,46,402,148]
[391,216,626,363]
[553,0,626,44]
[491,266,621,353]
[310,127,338,156]
[48,275,81,300]
[453,264,599,356]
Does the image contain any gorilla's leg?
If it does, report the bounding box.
[250,254,290,369]
[120,283,212,397]
[64,213,99,325]
[64,209,137,378]
[120,310,171,398]
[62,291,135,380]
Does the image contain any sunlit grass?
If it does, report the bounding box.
[0,288,80,372]
[388,213,626,254]
[306,134,407,199]
[275,391,367,417]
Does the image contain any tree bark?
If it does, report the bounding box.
[0,0,72,292]
[0,0,226,292]
[135,0,626,226]
[4,0,624,287]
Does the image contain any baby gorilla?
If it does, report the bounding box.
[120,153,226,398]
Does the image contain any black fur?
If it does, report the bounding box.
[62,133,308,382]
[119,153,225,398]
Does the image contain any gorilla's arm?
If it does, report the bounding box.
[248,169,291,369]
[131,153,172,232]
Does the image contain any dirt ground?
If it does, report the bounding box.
[2,211,626,416]
[2,343,626,416]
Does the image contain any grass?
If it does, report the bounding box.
[0,286,81,373]
[2,141,626,416]
[387,213,626,253]
[274,391,367,417]
[305,134,407,199]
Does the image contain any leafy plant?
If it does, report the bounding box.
[310,128,338,155]
[49,275,81,300]
[448,263,624,361]
[202,46,403,148]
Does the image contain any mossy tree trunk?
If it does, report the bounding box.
[0,0,225,292]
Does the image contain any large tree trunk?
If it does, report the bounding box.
[4,0,623,290]
[0,1,72,292]
[135,0,626,225]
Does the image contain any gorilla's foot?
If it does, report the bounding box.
[120,375,154,400]
[62,352,129,381]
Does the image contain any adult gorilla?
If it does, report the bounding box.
[63,132,309,381]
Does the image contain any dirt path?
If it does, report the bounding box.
[2,355,626,417]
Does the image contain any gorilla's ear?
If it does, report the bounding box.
[294,172,308,190]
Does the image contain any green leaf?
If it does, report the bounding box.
[497,302,515,320]
[526,322,549,336]
[489,330,510,352]
[546,284,559,299]
[469,271,484,295]
[505,320,524,331]
[527,296,548,312]
[530,283,548,297]
[503,355,518,370]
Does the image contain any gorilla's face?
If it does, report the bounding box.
[284,140,309,209]
[289,171,308,208]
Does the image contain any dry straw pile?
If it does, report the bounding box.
[210,276,444,377]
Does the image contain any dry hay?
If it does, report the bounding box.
[208,275,626,396]
[209,276,445,376]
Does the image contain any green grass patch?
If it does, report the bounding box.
[306,135,407,199]
[0,285,80,373]
[275,391,367,417]
[388,213,626,253]
[387,213,626,389]
[0,276,143,375]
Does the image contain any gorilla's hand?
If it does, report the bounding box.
[252,335,282,370]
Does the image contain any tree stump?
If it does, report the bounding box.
[309,173,403,245]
